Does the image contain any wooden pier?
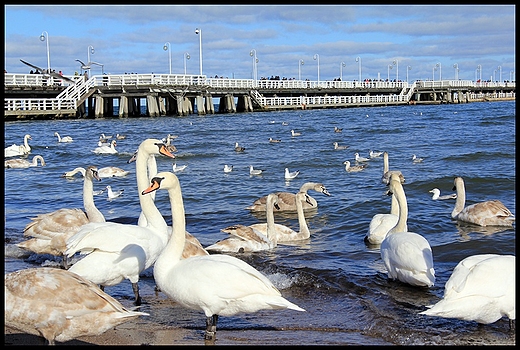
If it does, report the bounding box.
[4,73,515,120]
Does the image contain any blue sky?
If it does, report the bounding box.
[4,5,516,82]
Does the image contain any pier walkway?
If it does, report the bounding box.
[4,73,515,120]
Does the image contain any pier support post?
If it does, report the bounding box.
[237,95,253,112]
[95,95,104,118]
[119,96,128,117]
[205,94,215,114]
[219,94,236,113]
[196,95,206,115]
[158,96,167,115]
[147,95,160,117]
[184,97,193,115]
[104,97,114,117]
[176,95,186,116]
[77,101,86,118]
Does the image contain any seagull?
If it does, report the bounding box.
[75,59,104,71]
[172,163,188,173]
[429,188,457,200]
[269,137,281,143]
[291,129,301,137]
[223,164,233,173]
[355,152,370,162]
[105,185,124,200]
[334,126,343,133]
[343,160,367,172]
[249,165,263,176]
[412,154,424,163]
[234,142,246,152]
[369,150,384,158]
[115,134,127,140]
[333,142,349,150]
[20,59,75,83]
[282,122,289,126]
[284,167,300,180]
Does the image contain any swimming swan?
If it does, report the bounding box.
[92,140,118,154]
[246,182,330,212]
[419,254,515,328]
[381,151,405,185]
[5,155,45,169]
[17,166,105,269]
[5,267,148,345]
[141,171,306,341]
[205,193,280,253]
[4,134,32,157]
[380,172,435,287]
[54,132,73,143]
[62,166,129,178]
[451,176,515,226]
[365,191,399,246]
[65,139,175,305]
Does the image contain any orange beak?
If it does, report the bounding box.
[142,178,162,195]
[159,144,175,159]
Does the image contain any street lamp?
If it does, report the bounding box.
[493,69,497,82]
[497,66,502,82]
[453,63,459,80]
[510,70,514,82]
[39,31,50,73]
[195,28,202,76]
[392,59,399,81]
[250,49,258,82]
[476,64,482,82]
[406,65,412,83]
[433,65,437,81]
[387,64,393,81]
[184,52,190,75]
[298,59,304,80]
[436,62,442,81]
[355,56,361,81]
[88,45,95,64]
[313,54,320,82]
[340,61,346,80]
[163,42,171,74]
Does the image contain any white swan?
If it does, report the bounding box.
[4,134,32,157]
[54,132,73,143]
[65,139,175,305]
[419,254,515,328]
[249,165,263,175]
[172,163,188,172]
[106,185,124,200]
[223,164,233,173]
[343,160,366,172]
[354,152,370,162]
[5,155,45,169]
[62,166,129,178]
[285,167,300,180]
[205,193,280,253]
[365,191,399,246]
[249,191,313,243]
[381,151,405,185]
[234,142,246,152]
[451,176,515,226]
[333,142,349,150]
[141,171,305,340]
[380,172,435,287]
[92,140,118,154]
[5,267,148,345]
[429,188,457,200]
[246,182,330,212]
[290,129,301,137]
[17,166,105,269]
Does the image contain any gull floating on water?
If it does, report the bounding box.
[234,142,246,152]
[106,185,124,200]
[223,164,233,173]
[269,137,281,143]
[172,163,188,172]
[355,152,370,162]
[285,167,300,180]
[249,165,263,176]
[334,126,343,133]
[291,129,301,137]
[369,150,383,158]
[343,160,367,172]
[429,188,457,200]
[333,142,349,150]
[412,154,424,163]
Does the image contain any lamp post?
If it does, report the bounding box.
[476,64,482,82]
[313,54,320,82]
[184,52,190,75]
[298,59,304,80]
[493,69,497,82]
[406,65,412,83]
[392,59,399,81]
[195,28,202,76]
[387,64,393,81]
[250,49,258,82]
[510,70,514,82]
[340,61,346,80]
[453,63,459,80]
[355,56,361,82]
[497,66,502,82]
[163,42,171,74]
[436,62,441,81]
[39,31,50,73]
[88,45,95,64]
[433,65,437,81]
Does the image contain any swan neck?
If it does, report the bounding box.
[452,179,466,218]
[392,182,408,233]
[265,196,276,242]
[83,170,105,223]
[383,152,389,173]
[389,193,399,216]
[296,193,310,239]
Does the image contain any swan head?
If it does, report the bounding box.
[127,139,176,164]
[86,166,102,181]
[25,134,32,140]
[141,171,180,195]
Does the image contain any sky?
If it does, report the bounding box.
[4,4,516,82]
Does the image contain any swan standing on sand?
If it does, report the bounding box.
[205,193,281,253]
[62,166,129,178]
[451,176,515,226]
[65,139,175,305]
[419,254,515,329]
[4,134,32,157]
[141,171,305,341]
[5,155,45,169]
[4,268,148,345]
[365,190,399,246]
[246,182,330,212]
[381,151,405,185]
[343,160,366,172]
[285,167,300,180]
[92,140,118,154]
[17,166,105,269]
[54,132,73,143]
[429,188,457,200]
[380,172,435,287]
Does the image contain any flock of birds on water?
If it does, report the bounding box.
[4,126,516,345]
